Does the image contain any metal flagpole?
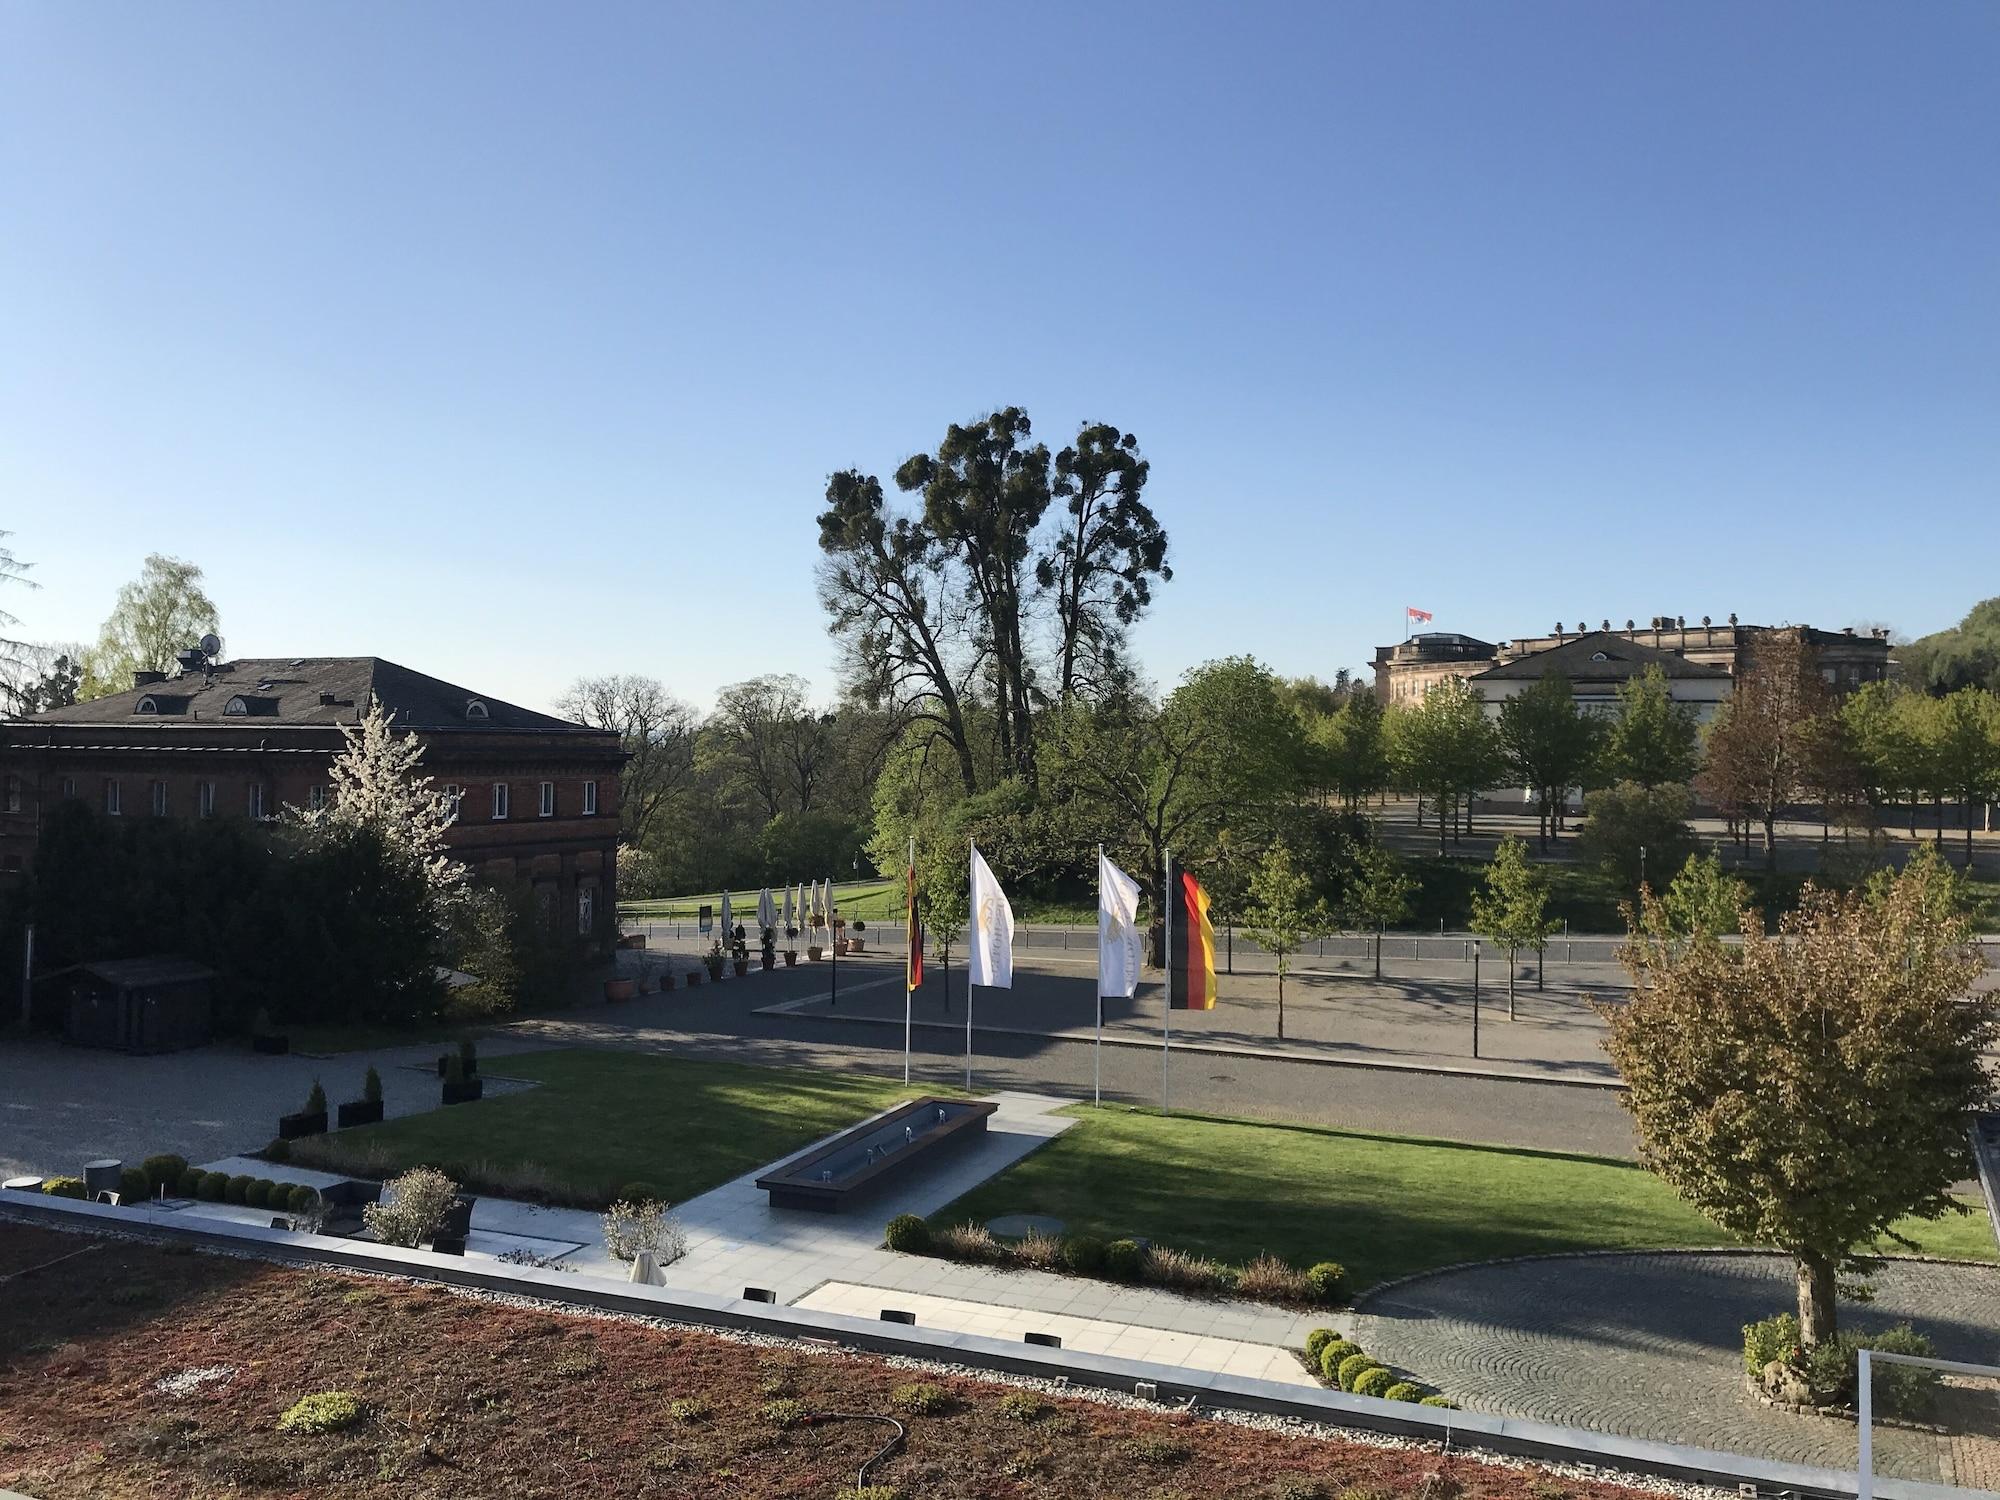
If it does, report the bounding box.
[828,878,838,1009]
[1162,846,1173,1111]
[1094,844,1103,1109]
[965,838,974,1093]
[903,836,914,1085]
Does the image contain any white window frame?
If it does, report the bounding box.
[443,783,462,821]
[492,782,510,820]
[307,784,326,812]
[224,695,249,715]
[582,780,598,816]
[577,885,595,934]
[104,779,122,816]
[539,781,555,818]
[198,781,215,818]
[151,780,168,817]
[3,775,18,814]
[248,782,267,820]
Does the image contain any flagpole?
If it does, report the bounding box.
[964,838,974,1093]
[828,877,838,1010]
[1094,843,1104,1109]
[904,836,914,1086]
[1162,846,1173,1111]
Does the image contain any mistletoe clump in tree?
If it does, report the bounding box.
[1603,847,1993,1349]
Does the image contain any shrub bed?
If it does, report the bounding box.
[1743,1311,1940,1418]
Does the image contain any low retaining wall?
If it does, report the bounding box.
[0,1194,1954,1500]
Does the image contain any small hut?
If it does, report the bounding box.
[64,958,217,1054]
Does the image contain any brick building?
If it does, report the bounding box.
[0,657,626,952]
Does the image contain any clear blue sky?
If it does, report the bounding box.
[3,2,1994,713]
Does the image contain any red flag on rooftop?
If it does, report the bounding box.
[1406,606,1434,623]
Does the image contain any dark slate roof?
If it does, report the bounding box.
[79,957,218,988]
[1471,632,1732,684]
[15,657,592,732]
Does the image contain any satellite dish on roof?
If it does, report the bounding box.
[199,633,222,658]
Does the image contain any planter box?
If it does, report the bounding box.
[760,953,776,971]
[807,946,823,962]
[336,1099,384,1129]
[659,971,676,991]
[617,934,647,950]
[604,977,637,1002]
[848,939,866,953]
[783,953,798,967]
[442,1077,484,1106]
[252,1034,290,1055]
[277,1109,328,1141]
[732,959,749,977]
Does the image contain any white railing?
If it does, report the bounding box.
[1857,1347,1999,1500]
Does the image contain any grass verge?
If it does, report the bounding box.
[934,1105,1997,1291]
[287,1049,942,1207]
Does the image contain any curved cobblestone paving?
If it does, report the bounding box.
[1348,1252,2000,1488]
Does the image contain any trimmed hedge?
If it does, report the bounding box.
[41,1176,86,1199]
[245,1180,271,1209]
[884,1214,930,1253]
[287,1185,319,1214]
[1318,1339,1360,1381]
[1103,1239,1145,1281]
[177,1168,204,1198]
[197,1172,228,1203]
[119,1168,150,1203]
[224,1174,254,1206]
[1336,1353,1382,1391]
[1352,1367,1397,1400]
[1303,1261,1348,1305]
[1383,1381,1425,1403]
[1420,1394,1459,1409]
[140,1154,189,1188]
[614,1181,668,1205]
[1061,1235,1106,1275]
[1304,1328,1341,1365]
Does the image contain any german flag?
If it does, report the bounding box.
[906,862,924,993]
[1167,863,1216,1010]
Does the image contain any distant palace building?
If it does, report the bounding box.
[0,656,626,952]
[1374,615,1894,714]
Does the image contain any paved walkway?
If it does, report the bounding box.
[1349,1250,2000,1486]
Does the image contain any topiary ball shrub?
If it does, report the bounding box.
[1061,1235,1107,1275]
[1318,1339,1360,1381]
[141,1154,189,1188]
[1336,1353,1382,1391]
[245,1180,271,1209]
[288,1185,319,1214]
[1383,1381,1425,1403]
[40,1176,86,1200]
[263,1137,292,1163]
[197,1172,229,1203]
[119,1168,150,1203]
[884,1214,931,1254]
[1103,1238,1145,1281]
[1303,1261,1348,1305]
[1419,1394,1459,1409]
[615,1181,668,1206]
[1304,1328,1342,1365]
[276,1391,364,1435]
[1352,1367,1398,1400]
[177,1168,204,1198]
[224,1174,254,1206]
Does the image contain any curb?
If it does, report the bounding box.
[753,1003,1626,1091]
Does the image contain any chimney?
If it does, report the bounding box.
[133,670,166,688]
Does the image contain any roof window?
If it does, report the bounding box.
[465,699,490,721]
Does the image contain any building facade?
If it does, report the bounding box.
[1466,631,1734,723]
[0,657,627,952]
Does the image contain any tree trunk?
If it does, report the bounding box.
[1438,798,1448,856]
[1506,947,1517,1020]
[1762,812,1778,872]
[1796,1251,1838,1348]
[1935,793,1945,846]
[1276,968,1285,1041]
[1374,927,1383,979]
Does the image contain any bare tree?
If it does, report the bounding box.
[709,674,834,819]
[556,674,699,847]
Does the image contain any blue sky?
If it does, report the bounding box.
[3,2,1994,713]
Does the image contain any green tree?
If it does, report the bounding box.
[84,553,219,699]
[556,674,699,849]
[1240,841,1331,1040]
[1316,689,1390,810]
[1600,665,1702,787]
[1469,835,1555,1016]
[1495,674,1601,849]
[1655,850,1749,942]
[1385,678,1503,854]
[1343,841,1414,979]
[1698,633,1834,871]
[4,649,84,715]
[1897,597,2000,695]
[1916,688,2000,864]
[1605,849,1993,1348]
[1576,780,1698,897]
[1842,681,1922,833]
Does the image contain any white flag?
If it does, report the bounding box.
[1098,850,1142,998]
[968,844,1014,989]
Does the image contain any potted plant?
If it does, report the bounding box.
[685,967,702,987]
[435,1039,479,1078]
[279,1079,329,1140]
[760,926,777,971]
[658,968,677,991]
[250,1008,289,1056]
[337,1066,385,1129]
[605,975,637,1001]
[441,1052,483,1106]
[783,944,798,967]
[730,926,750,978]
[848,918,867,954]
[703,941,725,982]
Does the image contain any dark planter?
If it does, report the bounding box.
[252,1034,290,1055]
[278,1109,328,1140]
[783,953,798,968]
[659,971,676,991]
[732,959,749,977]
[442,1078,484,1106]
[436,1055,480,1078]
[760,952,776,971]
[337,1099,384,1129]
[686,970,703,987]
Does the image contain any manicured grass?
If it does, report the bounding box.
[934,1106,1997,1291]
[290,1050,941,1207]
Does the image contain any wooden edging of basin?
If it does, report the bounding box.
[0,1193,1931,1500]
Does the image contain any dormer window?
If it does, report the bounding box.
[222,694,278,716]
[136,695,160,714]
[1590,651,1610,662]
[224,695,248,715]
[465,699,490,721]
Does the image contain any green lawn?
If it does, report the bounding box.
[935,1106,1997,1290]
[289,1050,941,1208]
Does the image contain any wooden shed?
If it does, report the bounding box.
[64,957,217,1054]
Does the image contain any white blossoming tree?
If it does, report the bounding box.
[292,696,466,914]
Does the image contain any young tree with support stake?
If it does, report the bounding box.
[1469,836,1555,1017]
[1240,841,1331,1041]
[1343,842,1414,979]
[1603,848,1992,1351]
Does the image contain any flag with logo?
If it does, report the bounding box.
[906,862,924,992]
[1406,605,1433,624]
[1097,850,1142,999]
[968,843,1014,989]
[1167,861,1216,1010]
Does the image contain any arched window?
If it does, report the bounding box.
[1589,651,1609,663]
[465,699,490,721]
[224,695,249,715]
[135,696,159,715]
